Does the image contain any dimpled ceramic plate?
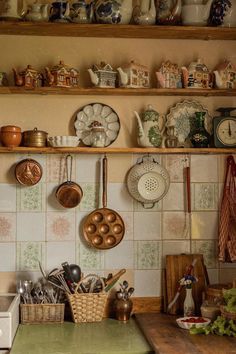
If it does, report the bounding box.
[166,100,212,146]
[74,103,120,147]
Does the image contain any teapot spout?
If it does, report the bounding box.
[134,111,145,138]
[117,67,128,86]
[203,0,214,21]
[172,0,182,18]
[12,68,23,86]
[214,70,223,88]
[88,68,99,86]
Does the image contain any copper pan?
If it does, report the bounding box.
[15,158,43,186]
[83,156,125,250]
[56,154,83,209]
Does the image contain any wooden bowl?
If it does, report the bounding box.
[0,125,22,147]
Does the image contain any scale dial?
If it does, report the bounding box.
[214,117,236,147]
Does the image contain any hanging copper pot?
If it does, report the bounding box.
[15,158,43,186]
[55,154,83,209]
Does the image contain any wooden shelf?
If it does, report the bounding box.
[0,146,235,154]
[0,22,236,40]
[0,86,235,97]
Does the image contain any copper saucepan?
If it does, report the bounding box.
[83,156,125,250]
[56,154,83,209]
[15,158,43,186]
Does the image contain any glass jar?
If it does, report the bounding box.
[165,126,178,148]
[91,126,106,147]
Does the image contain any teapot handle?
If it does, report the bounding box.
[159,113,166,134]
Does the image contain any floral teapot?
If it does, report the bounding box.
[133,0,156,25]
[94,0,133,24]
[156,0,182,25]
[134,105,166,148]
[25,2,50,22]
[181,0,213,26]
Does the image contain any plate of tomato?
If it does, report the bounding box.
[176,316,211,330]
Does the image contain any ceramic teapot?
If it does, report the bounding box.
[156,0,182,25]
[13,65,43,88]
[133,0,156,25]
[70,0,93,23]
[134,104,165,148]
[117,61,150,88]
[0,0,26,20]
[49,1,70,22]
[214,60,236,89]
[210,0,236,27]
[181,0,213,26]
[182,58,212,89]
[45,60,79,88]
[94,0,133,24]
[25,3,50,22]
[88,62,117,88]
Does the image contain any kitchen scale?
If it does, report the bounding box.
[0,294,20,350]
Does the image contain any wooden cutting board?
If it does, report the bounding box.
[165,254,208,315]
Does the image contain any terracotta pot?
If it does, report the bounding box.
[0,125,22,147]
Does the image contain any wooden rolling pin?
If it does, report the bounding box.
[104,269,126,292]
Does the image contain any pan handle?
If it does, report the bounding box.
[66,154,73,183]
[102,156,107,208]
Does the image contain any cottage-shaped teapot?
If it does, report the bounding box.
[88,62,117,88]
[117,61,150,88]
[13,65,43,88]
[214,60,236,89]
[182,58,211,89]
[134,105,165,148]
[45,61,79,88]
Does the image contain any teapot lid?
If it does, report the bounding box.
[20,65,39,74]
[92,62,115,72]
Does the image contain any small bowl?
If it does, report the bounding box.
[48,136,80,147]
[176,316,211,330]
[0,125,22,147]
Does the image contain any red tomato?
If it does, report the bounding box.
[181,317,208,323]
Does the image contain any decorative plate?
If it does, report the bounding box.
[74,103,120,147]
[166,100,212,145]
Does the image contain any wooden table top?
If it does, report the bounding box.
[135,313,236,354]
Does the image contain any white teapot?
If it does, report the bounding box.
[25,3,50,22]
[134,105,165,148]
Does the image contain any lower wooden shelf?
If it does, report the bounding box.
[0,146,235,154]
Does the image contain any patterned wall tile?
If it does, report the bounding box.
[46,154,72,183]
[134,241,161,269]
[0,213,16,242]
[163,155,188,182]
[46,212,75,241]
[17,242,45,271]
[191,240,217,268]
[17,183,45,212]
[163,212,190,239]
[0,243,16,271]
[76,241,104,270]
[80,183,99,211]
[134,212,161,240]
[193,183,219,211]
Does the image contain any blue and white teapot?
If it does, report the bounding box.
[94,0,133,24]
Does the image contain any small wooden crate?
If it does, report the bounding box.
[67,292,107,323]
[20,303,65,324]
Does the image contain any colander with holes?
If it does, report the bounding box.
[126,155,170,208]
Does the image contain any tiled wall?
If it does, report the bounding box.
[0,152,235,296]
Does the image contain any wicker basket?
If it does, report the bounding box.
[220,305,236,322]
[67,292,107,323]
[20,303,65,324]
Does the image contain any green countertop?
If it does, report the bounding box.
[10,318,154,354]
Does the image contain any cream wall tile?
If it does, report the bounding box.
[162,241,191,263]
[218,155,227,183]
[134,199,162,211]
[134,270,161,297]
[191,212,218,240]
[119,211,133,240]
[0,184,16,212]
[46,212,75,241]
[134,212,161,240]
[46,241,75,270]
[207,269,219,284]
[163,212,190,239]
[163,155,187,182]
[104,241,133,269]
[17,213,45,241]
[163,183,185,211]
[107,154,133,183]
[192,240,217,268]
[107,183,133,211]
[0,243,16,271]
[193,183,219,211]
[191,155,218,182]
[0,154,17,184]
[0,213,16,242]
[76,154,100,183]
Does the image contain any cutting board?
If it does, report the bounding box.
[165,254,208,315]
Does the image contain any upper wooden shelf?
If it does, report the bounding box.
[0,86,235,97]
[0,146,235,154]
[0,22,235,40]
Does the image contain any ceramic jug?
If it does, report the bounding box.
[210,0,236,27]
[94,0,133,24]
[134,104,165,148]
[70,0,93,23]
[133,0,156,25]
[156,0,182,25]
[49,1,70,22]
[25,3,50,22]
[181,0,213,26]
[0,0,26,20]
